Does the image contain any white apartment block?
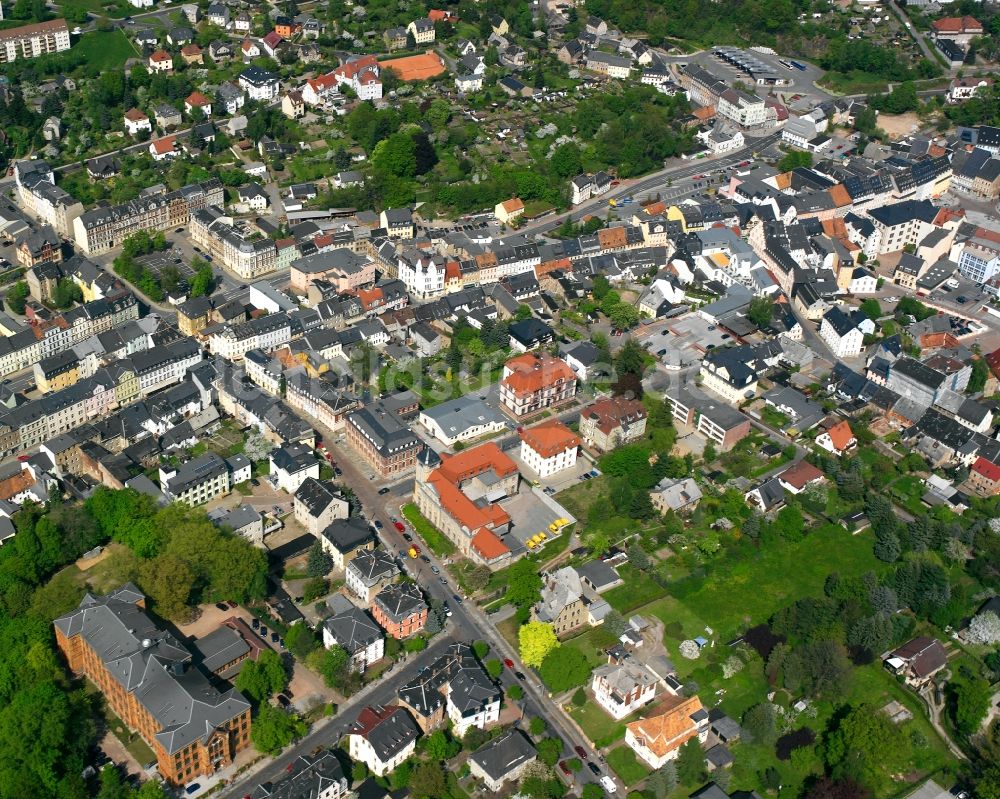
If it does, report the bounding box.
[190,207,277,279]
[0,19,71,63]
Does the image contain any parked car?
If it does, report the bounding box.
[600,776,617,794]
[276,694,290,708]
[574,745,587,759]
[559,761,572,776]
[271,632,280,643]
[504,658,515,669]
[431,565,440,574]
[373,520,383,530]
[515,670,526,680]
[402,533,413,542]
[251,618,260,630]
[394,521,405,533]
[587,762,601,776]
[215,602,228,611]
[184,784,201,796]
[260,626,269,638]
[378,487,391,495]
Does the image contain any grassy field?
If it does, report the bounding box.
[74,29,137,70]
[658,524,883,642]
[817,70,889,95]
[602,565,665,614]
[401,503,457,557]
[606,745,651,784]
[569,701,627,748]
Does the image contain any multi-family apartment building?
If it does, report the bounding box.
[54,585,251,786]
[0,19,71,63]
[958,228,1000,284]
[371,582,428,639]
[518,419,580,478]
[578,396,648,452]
[160,452,232,505]
[129,337,203,395]
[717,88,767,128]
[397,249,446,300]
[73,180,223,256]
[413,444,518,570]
[499,352,577,419]
[665,386,750,451]
[190,207,277,279]
[345,399,423,477]
[208,314,292,361]
[14,160,84,238]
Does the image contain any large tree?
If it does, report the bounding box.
[539,646,592,693]
[250,706,306,755]
[519,622,559,668]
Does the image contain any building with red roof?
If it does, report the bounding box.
[969,456,1000,496]
[519,419,580,478]
[184,91,212,117]
[931,16,982,45]
[777,459,825,494]
[413,443,519,570]
[816,419,856,456]
[500,352,577,419]
[579,396,648,452]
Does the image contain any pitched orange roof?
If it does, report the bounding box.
[151,136,177,155]
[536,257,571,278]
[626,694,704,759]
[501,198,525,214]
[475,252,498,268]
[471,528,510,561]
[357,287,383,309]
[124,108,148,121]
[692,106,715,121]
[932,15,981,32]
[779,459,824,490]
[643,201,667,216]
[774,172,792,190]
[0,469,33,502]
[597,227,627,249]
[186,91,211,107]
[181,43,201,55]
[437,442,518,484]
[828,184,852,207]
[825,420,854,451]
[520,419,580,458]
[502,352,576,397]
[149,50,171,62]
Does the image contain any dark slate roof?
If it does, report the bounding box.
[53,585,249,755]
[319,517,375,553]
[324,606,382,654]
[469,729,536,781]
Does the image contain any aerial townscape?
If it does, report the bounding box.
[5,0,1000,797]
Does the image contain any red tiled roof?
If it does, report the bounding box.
[932,15,981,32]
[502,352,576,397]
[582,397,647,436]
[779,459,824,490]
[972,456,1000,484]
[124,108,148,121]
[151,135,177,154]
[186,91,211,107]
[519,419,580,458]
[471,528,510,561]
[825,420,854,451]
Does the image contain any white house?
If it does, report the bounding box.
[322,607,385,671]
[468,731,537,793]
[123,108,152,136]
[348,706,420,777]
[269,442,321,494]
[591,657,658,720]
[239,66,280,101]
[819,306,870,358]
[519,420,579,479]
[816,420,856,457]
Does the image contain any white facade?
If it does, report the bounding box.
[519,438,578,478]
[397,252,445,299]
[348,730,414,778]
[819,316,864,358]
[591,666,657,720]
[322,625,384,669]
[448,694,501,737]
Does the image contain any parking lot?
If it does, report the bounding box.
[499,488,574,556]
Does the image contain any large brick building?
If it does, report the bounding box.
[413,443,519,569]
[54,585,251,786]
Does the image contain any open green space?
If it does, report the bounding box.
[606,745,651,785]
[569,701,627,749]
[73,29,137,71]
[401,503,457,557]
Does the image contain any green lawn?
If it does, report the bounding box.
[602,565,665,614]
[73,29,137,70]
[562,625,621,667]
[817,70,890,95]
[401,503,457,557]
[569,701,627,748]
[606,745,650,784]
[659,524,883,641]
[888,476,928,516]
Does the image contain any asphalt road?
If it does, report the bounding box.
[218,405,608,798]
[521,131,784,236]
